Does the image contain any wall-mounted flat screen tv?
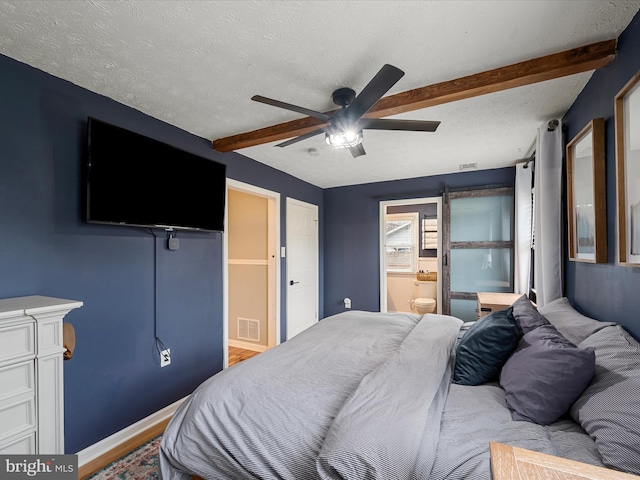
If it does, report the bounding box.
[86,117,226,232]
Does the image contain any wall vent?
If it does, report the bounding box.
[237,317,260,342]
[459,162,478,171]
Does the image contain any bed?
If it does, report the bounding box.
[158,297,640,480]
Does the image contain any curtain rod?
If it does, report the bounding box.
[547,119,559,131]
[523,152,535,169]
[523,118,559,169]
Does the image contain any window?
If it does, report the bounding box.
[385,213,419,272]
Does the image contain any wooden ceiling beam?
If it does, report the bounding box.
[212,39,616,152]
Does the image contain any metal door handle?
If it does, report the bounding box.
[290,280,300,285]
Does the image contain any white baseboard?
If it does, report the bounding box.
[228,339,268,352]
[76,396,187,467]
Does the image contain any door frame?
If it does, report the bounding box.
[379,197,442,313]
[285,197,319,340]
[223,179,281,368]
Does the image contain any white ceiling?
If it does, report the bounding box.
[1,1,639,188]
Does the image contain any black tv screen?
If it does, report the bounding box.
[86,117,226,232]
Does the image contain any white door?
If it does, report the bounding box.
[286,198,319,339]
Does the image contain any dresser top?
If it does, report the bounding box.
[0,295,83,318]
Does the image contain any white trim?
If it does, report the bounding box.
[225,179,281,368]
[76,396,187,467]
[379,197,442,314]
[228,339,269,353]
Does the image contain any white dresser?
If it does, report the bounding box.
[0,295,82,454]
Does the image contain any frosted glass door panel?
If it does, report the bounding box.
[450,248,512,293]
[451,196,513,242]
[451,299,477,322]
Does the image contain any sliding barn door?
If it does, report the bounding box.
[442,187,515,321]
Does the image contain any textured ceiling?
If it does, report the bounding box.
[1,1,639,188]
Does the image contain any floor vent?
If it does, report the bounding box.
[237,317,260,342]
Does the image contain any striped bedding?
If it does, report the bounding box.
[158,310,602,480]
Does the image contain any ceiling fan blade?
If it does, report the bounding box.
[349,143,366,158]
[345,64,405,120]
[252,95,331,122]
[360,118,441,132]
[275,128,325,148]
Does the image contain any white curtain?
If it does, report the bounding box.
[514,162,532,295]
[533,122,563,307]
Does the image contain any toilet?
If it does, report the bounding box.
[412,280,437,314]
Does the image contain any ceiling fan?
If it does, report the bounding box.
[251,64,441,158]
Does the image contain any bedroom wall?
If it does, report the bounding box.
[562,10,640,340]
[0,53,323,453]
[323,167,515,317]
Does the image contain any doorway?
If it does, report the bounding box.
[224,179,280,368]
[379,197,442,314]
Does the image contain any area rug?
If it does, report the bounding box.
[87,435,161,480]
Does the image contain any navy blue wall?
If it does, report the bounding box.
[323,168,515,317]
[0,53,322,453]
[563,11,640,340]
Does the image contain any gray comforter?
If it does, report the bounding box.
[159,310,602,480]
[159,311,461,480]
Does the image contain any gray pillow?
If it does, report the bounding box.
[570,325,640,475]
[511,294,550,333]
[500,324,595,426]
[453,307,522,386]
[539,297,615,345]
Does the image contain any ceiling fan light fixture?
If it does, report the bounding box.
[325,129,363,149]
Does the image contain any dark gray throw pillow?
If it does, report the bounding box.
[500,324,595,426]
[511,294,550,333]
[453,307,522,386]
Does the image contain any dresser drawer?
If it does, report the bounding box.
[0,397,36,445]
[0,360,35,404]
[0,321,36,364]
[0,432,36,454]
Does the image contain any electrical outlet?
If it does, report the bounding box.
[160,348,171,367]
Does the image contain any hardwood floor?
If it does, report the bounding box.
[229,346,261,366]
